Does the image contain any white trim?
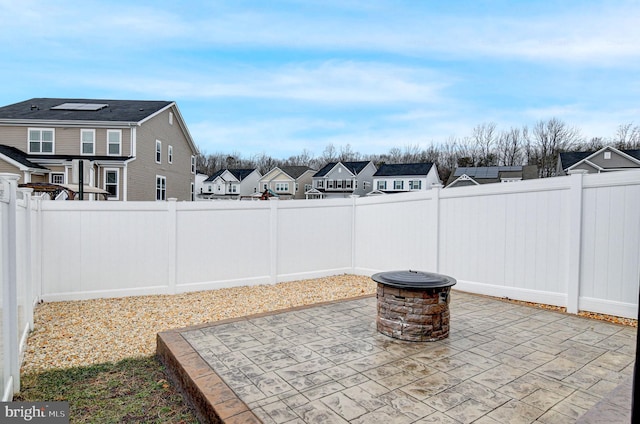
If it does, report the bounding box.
[80,129,95,155]
[50,172,65,184]
[103,168,120,200]
[168,145,173,164]
[446,174,480,188]
[566,145,640,172]
[107,129,122,156]
[155,140,161,164]
[156,175,166,200]
[27,127,55,154]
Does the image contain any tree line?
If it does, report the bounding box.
[196,119,640,182]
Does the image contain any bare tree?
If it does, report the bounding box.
[613,123,640,149]
[496,127,525,166]
[530,118,582,177]
[472,122,498,166]
[321,144,338,163]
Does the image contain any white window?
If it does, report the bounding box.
[50,173,65,184]
[304,184,312,191]
[378,180,387,190]
[28,128,54,153]
[275,182,289,192]
[156,175,166,200]
[104,168,119,200]
[155,140,162,163]
[409,180,422,190]
[191,182,194,201]
[168,145,173,164]
[169,112,173,125]
[394,180,404,190]
[81,129,95,155]
[191,155,196,174]
[208,185,212,192]
[107,130,121,156]
[230,184,238,193]
[604,151,612,160]
[316,180,324,188]
[263,183,268,190]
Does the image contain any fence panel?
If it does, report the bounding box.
[40,202,173,300]
[439,179,572,306]
[580,171,640,317]
[276,199,353,281]
[354,191,438,274]
[175,201,273,291]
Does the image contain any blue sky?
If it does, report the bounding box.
[1,0,638,158]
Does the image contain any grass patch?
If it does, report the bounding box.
[15,356,198,423]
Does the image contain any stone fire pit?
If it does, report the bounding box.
[373,270,456,342]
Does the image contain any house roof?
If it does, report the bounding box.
[279,166,314,179]
[204,168,256,183]
[446,165,538,186]
[0,144,49,170]
[559,148,640,170]
[314,161,371,177]
[373,163,433,177]
[0,98,173,123]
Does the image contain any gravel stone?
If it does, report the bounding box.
[21,275,376,374]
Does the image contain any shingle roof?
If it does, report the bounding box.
[204,168,256,182]
[560,149,640,170]
[373,163,433,177]
[0,145,48,169]
[314,161,371,177]
[558,151,592,170]
[0,98,173,123]
[280,166,314,179]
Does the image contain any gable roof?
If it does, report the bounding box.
[559,147,640,170]
[373,163,433,177]
[204,168,256,183]
[0,98,173,123]
[314,161,371,177]
[0,145,49,170]
[446,165,538,186]
[279,166,314,179]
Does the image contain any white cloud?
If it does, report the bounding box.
[62,60,450,105]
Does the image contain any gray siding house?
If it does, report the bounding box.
[557,146,640,175]
[0,98,198,201]
[445,165,539,187]
[309,161,377,199]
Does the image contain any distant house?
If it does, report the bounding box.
[308,161,377,199]
[370,163,441,195]
[0,98,198,201]
[557,146,640,175]
[200,168,261,199]
[258,166,316,199]
[445,165,538,188]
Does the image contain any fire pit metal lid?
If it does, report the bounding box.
[372,270,456,289]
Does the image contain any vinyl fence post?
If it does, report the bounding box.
[431,184,443,273]
[167,198,178,294]
[18,188,35,332]
[269,198,279,284]
[566,170,586,314]
[0,173,20,396]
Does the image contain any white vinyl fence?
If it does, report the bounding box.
[1,170,639,399]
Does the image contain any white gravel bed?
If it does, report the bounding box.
[22,275,376,374]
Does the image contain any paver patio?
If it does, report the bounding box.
[158,291,636,423]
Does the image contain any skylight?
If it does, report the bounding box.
[51,103,109,111]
